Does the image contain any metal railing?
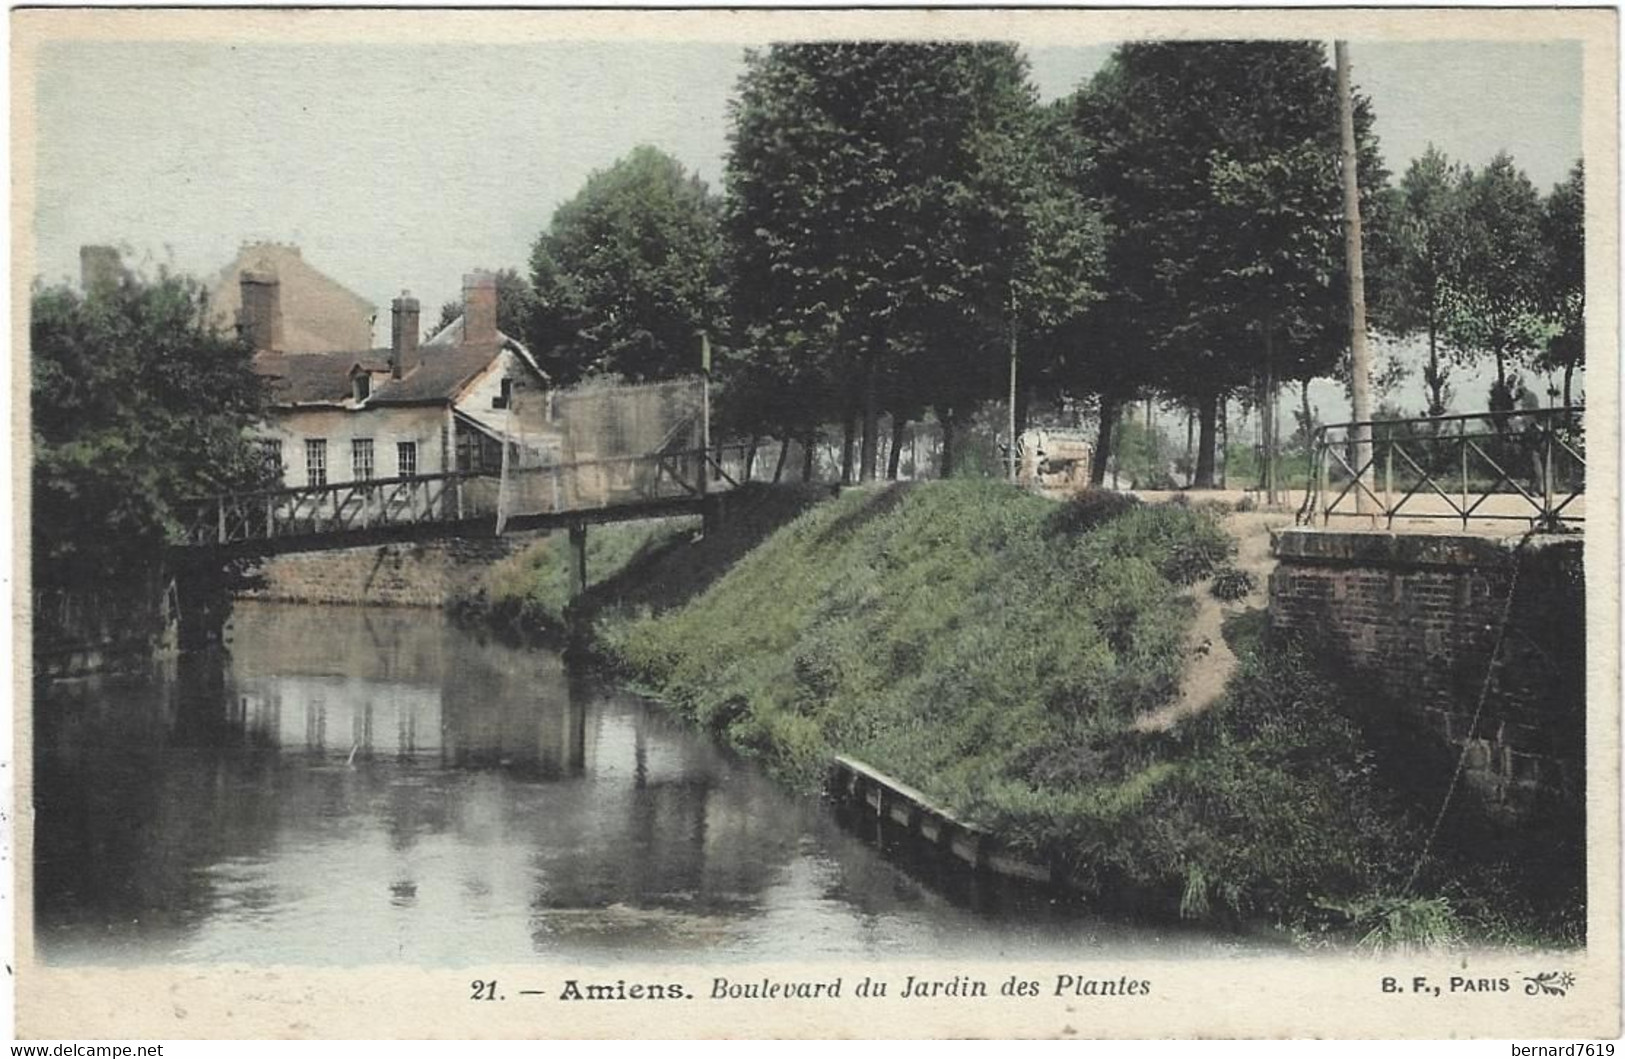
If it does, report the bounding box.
[1299,407,1584,532]
[176,446,746,549]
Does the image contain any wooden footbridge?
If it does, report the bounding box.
[176,446,744,592]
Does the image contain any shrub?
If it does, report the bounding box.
[1043,488,1142,537]
[1319,895,1462,952]
[1209,567,1258,602]
[1160,535,1233,585]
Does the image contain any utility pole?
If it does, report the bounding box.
[699,330,711,498]
[1336,40,1374,513]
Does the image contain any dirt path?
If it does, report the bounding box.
[1132,508,1293,733]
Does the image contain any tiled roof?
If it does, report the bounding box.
[254,351,376,405]
[371,340,504,404]
[253,341,506,407]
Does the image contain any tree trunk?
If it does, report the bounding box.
[1194,392,1218,489]
[1300,379,1315,501]
[1219,399,1229,489]
[1425,320,1446,417]
[772,435,790,483]
[887,417,907,480]
[840,405,857,484]
[1262,374,1277,504]
[1185,407,1195,488]
[940,413,957,480]
[1493,348,1511,411]
[1564,362,1575,408]
[801,429,817,482]
[1091,392,1119,487]
[859,350,880,482]
[744,434,760,482]
[1262,319,1276,505]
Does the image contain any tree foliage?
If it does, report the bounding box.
[528,145,725,385]
[31,270,275,581]
[1382,146,1470,416]
[725,42,1102,478]
[1443,152,1550,411]
[1073,41,1389,486]
[1537,160,1584,405]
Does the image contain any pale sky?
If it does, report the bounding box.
[30,35,1584,403]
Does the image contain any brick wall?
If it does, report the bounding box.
[242,535,529,608]
[1270,529,1584,827]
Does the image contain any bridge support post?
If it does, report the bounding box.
[568,521,588,599]
[702,494,726,538]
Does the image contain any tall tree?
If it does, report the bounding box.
[32,269,275,582]
[1444,152,1550,413]
[1075,41,1388,487]
[725,42,1074,481]
[528,145,725,385]
[1538,160,1584,407]
[1380,146,1469,416]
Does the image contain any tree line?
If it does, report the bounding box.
[486,39,1584,487]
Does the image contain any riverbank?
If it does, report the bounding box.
[463,479,1580,948]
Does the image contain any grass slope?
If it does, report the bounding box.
[474,479,1575,944]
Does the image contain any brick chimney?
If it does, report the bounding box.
[463,270,498,345]
[238,269,284,352]
[390,290,420,379]
[79,245,123,295]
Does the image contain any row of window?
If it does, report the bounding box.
[298,439,417,487]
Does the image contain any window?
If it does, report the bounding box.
[397,441,417,479]
[353,374,371,402]
[492,377,513,410]
[352,438,375,481]
[305,439,327,487]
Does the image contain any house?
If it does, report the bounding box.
[210,242,376,354]
[248,270,552,489]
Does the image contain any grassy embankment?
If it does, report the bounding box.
[468,479,1574,946]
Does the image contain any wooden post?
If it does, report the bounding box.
[1383,426,1394,519]
[1337,41,1375,515]
[217,500,226,545]
[568,522,588,599]
[1543,425,1556,527]
[1460,419,1470,530]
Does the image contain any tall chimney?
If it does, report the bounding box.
[79,245,123,295]
[463,270,498,345]
[238,269,284,352]
[390,290,420,379]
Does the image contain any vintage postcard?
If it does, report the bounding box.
[9,7,1620,1041]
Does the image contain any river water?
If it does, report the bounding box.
[33,601,1241,966]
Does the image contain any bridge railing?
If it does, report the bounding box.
[1298,406,1584,532]
[176,470,492,548]
[176,446,747,548]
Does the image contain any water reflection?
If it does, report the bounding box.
[34,602,1244,966]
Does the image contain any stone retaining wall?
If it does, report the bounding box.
[242,534,532,608]
[1270,529,1584,826]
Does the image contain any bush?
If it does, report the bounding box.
[1160,535,1233,585]
[1210,567,1258,602]
[1318,895,1462,952]
[1042,488,1142,537]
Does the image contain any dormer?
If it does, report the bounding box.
[349,363,387,407]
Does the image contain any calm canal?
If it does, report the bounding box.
[34,601,1242,966]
